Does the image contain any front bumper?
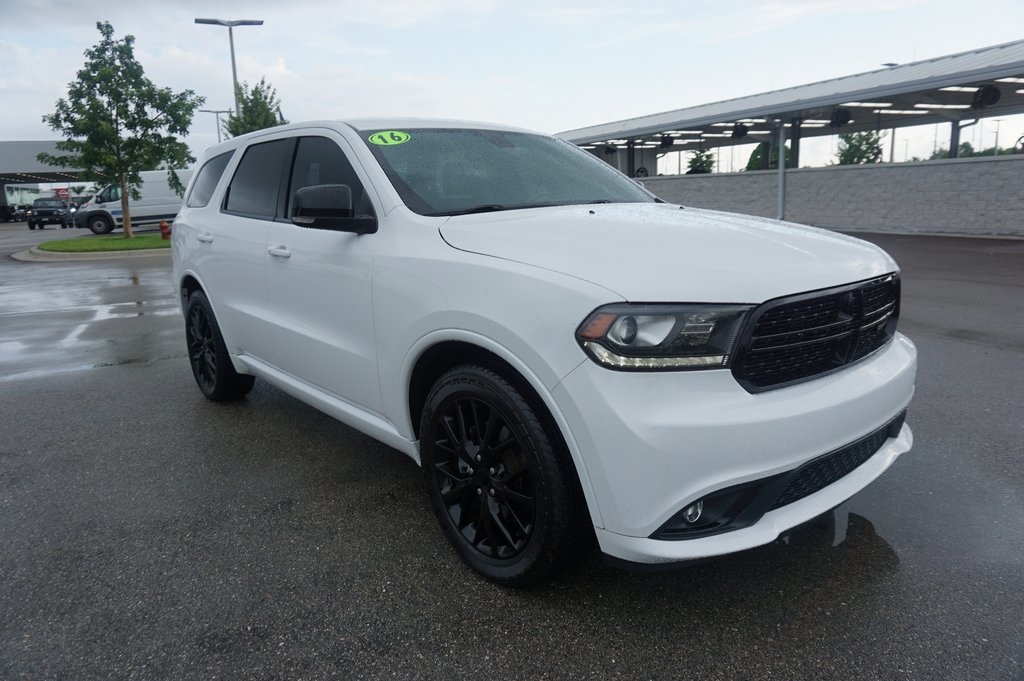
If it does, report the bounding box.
[552,333,917,564]
[31,214,66,224]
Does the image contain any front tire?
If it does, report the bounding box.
[184,291,255,401]
[419,365,588,586]
[88,215,114,235]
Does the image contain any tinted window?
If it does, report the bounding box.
[187,152,233,208]
[224,139,290,219]
[360,128,654,216]
[287,137,371,218]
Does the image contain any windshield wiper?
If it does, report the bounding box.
[427,200,621,217]
[426,204,508,217]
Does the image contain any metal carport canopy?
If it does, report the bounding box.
[557,38,1024,154]
[0,141,81,187]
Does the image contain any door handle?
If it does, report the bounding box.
[196,233,214,243]
[268,246,291,258]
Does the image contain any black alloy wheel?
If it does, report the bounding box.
[184,291,255,401]
[433,395,537,560]
[420,365,588,586]
[187,302,218,394]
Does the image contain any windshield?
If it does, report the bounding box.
[359,128,656,216]
[96,185,121,203]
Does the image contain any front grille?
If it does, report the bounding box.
[769,410,905,511]
[732,274,900,392]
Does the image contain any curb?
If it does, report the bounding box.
[12,246,172,262]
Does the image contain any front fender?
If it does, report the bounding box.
[399,329,604,528]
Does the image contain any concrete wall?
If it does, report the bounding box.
[640,154,1024,238]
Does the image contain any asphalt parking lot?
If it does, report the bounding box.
[1,223,1022,680]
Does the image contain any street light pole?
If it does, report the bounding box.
[194,18,264,117]
[198,109,232,143]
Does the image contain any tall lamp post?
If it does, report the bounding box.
[194,18,264,117]
[198,109,233,143]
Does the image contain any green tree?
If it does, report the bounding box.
[687,148,715,174]
[837,132,883,165]
[223,78,288,138]
[930,142,1017,159]
[745,141,791,170]
[38,22,203,238]
[70,185,87,196]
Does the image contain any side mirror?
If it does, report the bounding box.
[291,184,377,234]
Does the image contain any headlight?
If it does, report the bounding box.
[576,303,753,370]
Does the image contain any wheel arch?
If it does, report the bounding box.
[406,337,604,529]
[176,273,248,377]
[84,210,116,234]
[179,273,204,311]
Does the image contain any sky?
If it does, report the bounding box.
[2,0,1024,171]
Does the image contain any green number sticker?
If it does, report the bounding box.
[369,130,411,146]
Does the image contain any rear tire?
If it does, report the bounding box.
[419,364,588,586]
[184,291,255,401]
[27,223,35,230]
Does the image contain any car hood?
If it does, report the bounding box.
[438,203,898,303]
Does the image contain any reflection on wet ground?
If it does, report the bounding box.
[0,258,182,381]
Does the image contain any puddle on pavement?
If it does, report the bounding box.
[1,276,184,381]
[0,341,28,363]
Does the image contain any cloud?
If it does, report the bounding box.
[720,0,928,39]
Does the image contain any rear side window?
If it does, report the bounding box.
[187,152,233,208]
[224,139,291,219]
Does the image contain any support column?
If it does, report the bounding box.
[777,119,787,221]
[789,117,801,168]
[949,121,961,158]
[627,140,636,177]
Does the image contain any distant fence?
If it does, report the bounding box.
[641,154,1024,238]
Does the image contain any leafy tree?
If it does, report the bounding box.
[38,21,203,237]
[687,148,715,174]
[70,185,87,196]
[837,132,883,165]
[930,142,1017,159]
[223,78,288,138]
[929,143,965,159]
[745,141,791,170]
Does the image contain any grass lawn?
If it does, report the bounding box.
[37,233,171,253]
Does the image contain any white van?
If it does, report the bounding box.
[77,169,193,234]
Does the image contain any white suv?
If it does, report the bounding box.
[172,119,916,585]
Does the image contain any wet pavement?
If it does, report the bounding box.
[0,223,179,382]
[0,224,1022,680]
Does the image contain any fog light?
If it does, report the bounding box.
[683,501,703,524]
